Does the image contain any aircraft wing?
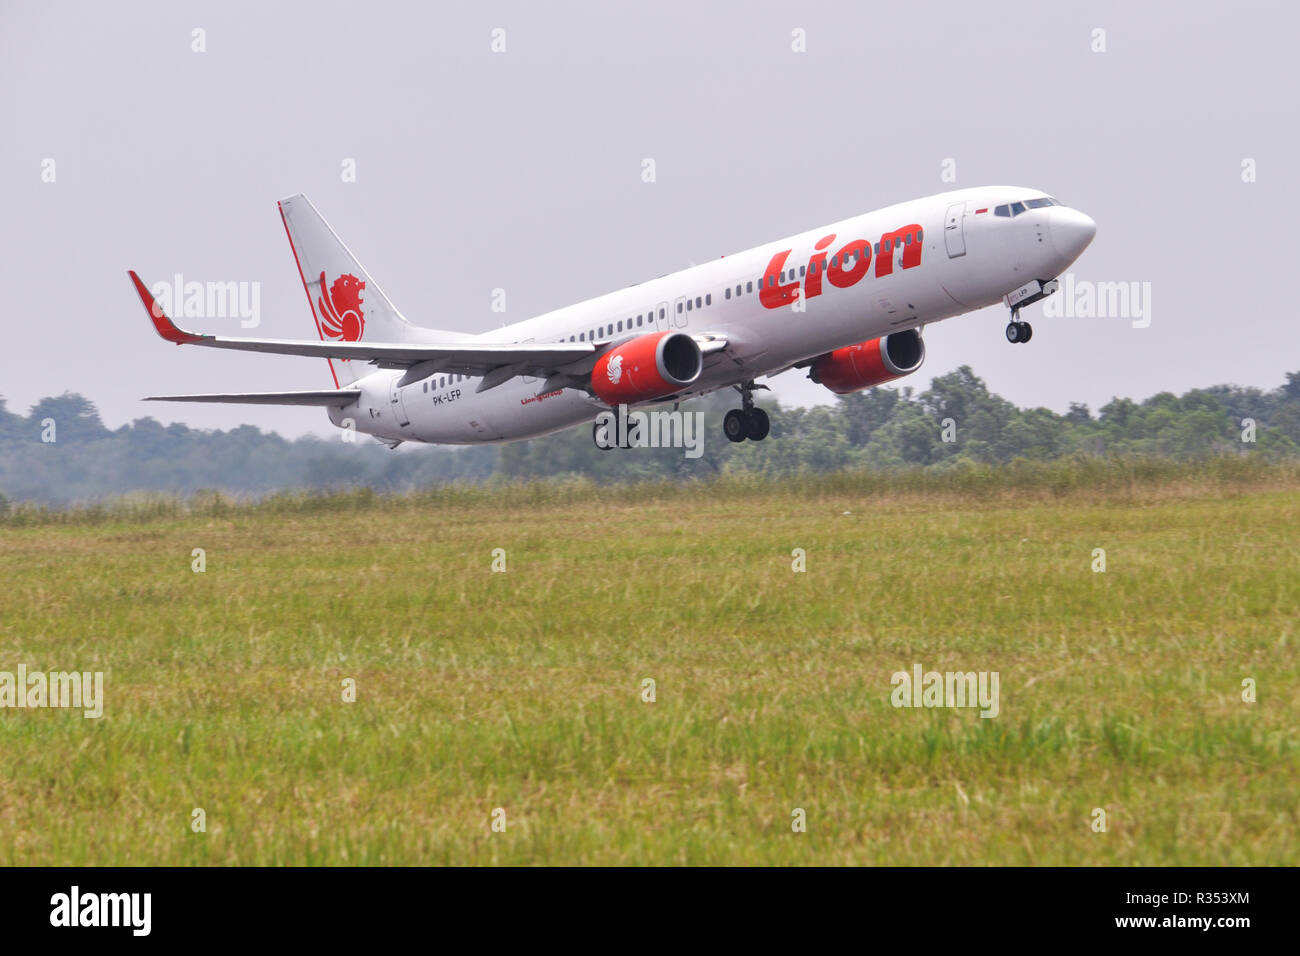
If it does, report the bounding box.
[128,271,595,377]
[143,390,361,406]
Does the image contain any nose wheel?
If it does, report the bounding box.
[1005,309,1033,344]
[725,381,771,442]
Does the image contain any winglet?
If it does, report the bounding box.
[128,271,207,345]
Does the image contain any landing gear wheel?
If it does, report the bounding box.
[723,409,748,443]
[1005,314,1033,344]
[744,407,770,441]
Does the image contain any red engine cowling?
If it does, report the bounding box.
[809,328,925,395]
[591,331,703,405]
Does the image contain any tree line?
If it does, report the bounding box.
[2,366,1297,508]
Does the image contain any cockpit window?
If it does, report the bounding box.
[995,197,1059,218]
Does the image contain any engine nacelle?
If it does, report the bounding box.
[809,328,925,395]
[591,331,703,405]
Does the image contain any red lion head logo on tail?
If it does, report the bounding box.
[318,272,365,342]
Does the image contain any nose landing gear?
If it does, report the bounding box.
[1005,308,1033,344]
[724,381,771,442]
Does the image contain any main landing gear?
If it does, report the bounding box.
[724,381,771,443]
[1005,308,1033,344]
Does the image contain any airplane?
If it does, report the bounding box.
[128,187,1096,447]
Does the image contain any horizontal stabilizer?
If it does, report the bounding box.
[144,390,361,407]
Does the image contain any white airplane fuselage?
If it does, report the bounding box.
[330,186,1095,445]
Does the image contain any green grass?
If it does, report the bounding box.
[0,458,1297,864]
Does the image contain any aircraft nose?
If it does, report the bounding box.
[1048,207,1097,265]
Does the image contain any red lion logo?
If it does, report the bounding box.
[318,272,365,342]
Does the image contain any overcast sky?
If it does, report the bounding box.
[3,0,1293,439]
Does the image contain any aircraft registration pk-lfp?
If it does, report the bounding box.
[129,187,1096,447]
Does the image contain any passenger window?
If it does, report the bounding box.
[686,299,692,311]
[676,302,682,313]
[705,294,711,305]
[746,281,753,293]
[725,288,730,299]
[617,320,623,332]
[695,296,702,308]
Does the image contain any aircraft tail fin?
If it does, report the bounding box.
[277,193,412,387]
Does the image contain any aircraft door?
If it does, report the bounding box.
[389,376,411,426]
[655,301,670,332]
[944,202,967,258]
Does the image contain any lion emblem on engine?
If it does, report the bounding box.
[606,354,623,385]
[318,272,366,342]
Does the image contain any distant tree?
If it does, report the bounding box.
[26,393,109,443]
[837,386,901,447]
[1065,402,1092,425]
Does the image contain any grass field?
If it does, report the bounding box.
[1,458,1297,865]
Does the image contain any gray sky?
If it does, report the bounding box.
[3,0,1293,438]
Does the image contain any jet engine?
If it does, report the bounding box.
[591,331,703,405]
[808,328,925,395]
